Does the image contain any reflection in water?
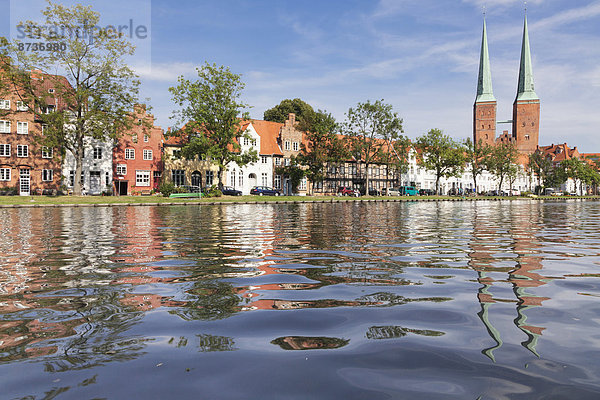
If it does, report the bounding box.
[0,201,600,399]
[271,336,349,350]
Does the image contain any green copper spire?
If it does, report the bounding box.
[476,19,496,103]
[516,15,539,101]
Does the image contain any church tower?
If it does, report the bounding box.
[473,18,497,147]
[512,14,540,154]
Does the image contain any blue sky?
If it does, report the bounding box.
[4,0,600,151]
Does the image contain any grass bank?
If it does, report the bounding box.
[0,194,598,207]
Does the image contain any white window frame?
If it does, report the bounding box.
[275,157,281,166]
[206,170,214,186]
[41,146,53,158]
[261,172,268,186]
[125,148,135,160]
[92,147,102,160]
[42,169,53,182]
[116,164,127,175]
[144,134,149,142]
[274,175,281,189]
[284,141,290,151]
[16,101,28,111]
[0,168,10,181]
[261,156,268,164]
[0,100,10,110]
[17,144,28,158]
[292,142,299,151]
[136,170,151,187]
[17,122,28,135]
[143,149,153,160]
[0,120,11,133]
[0,144,10,157]
[132,134,138,143]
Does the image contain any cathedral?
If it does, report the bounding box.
[473,15,540,156]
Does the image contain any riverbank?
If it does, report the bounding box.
[0,194,598,208]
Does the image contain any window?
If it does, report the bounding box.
[116,164,127,175]
[172,170,185,186]
[93,147,102,159]
[17,145,28,157]
[136,170,151,187]
[41,146,52,158]
[69,170,75,186]
[0,168,10,181]
[16,122,28,135]
[525,135,530,141]
[230,170,236,186]
[284,141,290,151]
[243,137,249,146]
[16,101,28,111]
[144,134,149,142]
[105,172,110,186]
[284,158,291,166]
[48,88,55,93]
[0,144,10,157]
[172,149,181,159]
[41,124,48,135]
[274,175,281,189]
[206,171,214,186]
[239,172,243,187]
[0,121,11,133]
[143,149,153,160]
[275,157,281,166]
[299,177,307,191]
[125,148,135,159]
[42,169,53,182]
[292,142,299,151]
[42,105,55,114]
[132,134,138,143]
[261,156,268,164]
[262,172,268,186]
[0,100,9,110]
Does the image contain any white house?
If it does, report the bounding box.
[63,137,113,195]
[226,122,276,195]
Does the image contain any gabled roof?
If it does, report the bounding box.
[537,143,580,163]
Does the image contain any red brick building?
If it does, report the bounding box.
[0,70,67,195]
[473,16,540,157]
[113,105,164,195]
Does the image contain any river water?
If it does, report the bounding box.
[1,200,599,399]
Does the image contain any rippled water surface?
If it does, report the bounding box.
[1,201,600,399]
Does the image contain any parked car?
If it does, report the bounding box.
[399,186,418,196]
[419,189,435,196]
[337,187,360,197]
[486,189,507,196]
[384,187,401,196]
[250,186,281,196]
[361,188,381,196]
[221,186,242,196]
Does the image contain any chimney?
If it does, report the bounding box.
[288,113,296,126]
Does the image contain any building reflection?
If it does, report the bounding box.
[468,202,551,361]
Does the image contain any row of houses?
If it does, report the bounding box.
[0,72,592,197]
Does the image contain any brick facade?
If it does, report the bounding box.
[113,105,164,195]
[473,101,497,147]
[512,100,540,154]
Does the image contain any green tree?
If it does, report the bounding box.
[343,100,404,195]
[485,142,518,192]
[297,110,349,194]
[169,62,258,190]
[1,1,140,195]
[414,129,465,194]
[528,151,552,194]
[464,137,491,194]
[264,98,315,124]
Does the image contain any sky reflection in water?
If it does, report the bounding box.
[1,201,600,399]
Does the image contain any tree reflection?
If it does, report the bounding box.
[271,336,349,350]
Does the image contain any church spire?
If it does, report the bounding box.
[516,14,539,101]
[476,18,496,103]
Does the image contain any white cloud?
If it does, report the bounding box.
[134,62,197,82]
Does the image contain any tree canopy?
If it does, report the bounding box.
[415,129,465,194]
[263,98,315,124]
[1,1,140,195]
[485,142,518,191]
[343,100,404,194]
[169,62,258,189]
[464,137,491,194]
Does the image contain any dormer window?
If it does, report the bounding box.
[48,88,55,93]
